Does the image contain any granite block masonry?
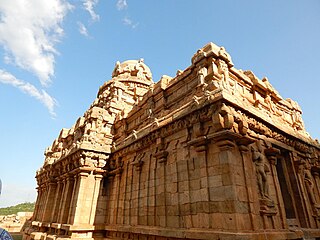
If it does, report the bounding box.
[23,43,320,240]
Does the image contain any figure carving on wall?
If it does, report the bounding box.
[197,65,207,85]
[286,98,304,131]
[251,140,271,200]
[209,57,218,76]
[304,161,320,209]
[264,94,275,113]
[216,59,231,92]
[292,110,304,131]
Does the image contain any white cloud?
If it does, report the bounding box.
[0,70,57,116]
[123,16,139,29]
[0,0,72,87]
[117,0,128,10]
[78,22,89,37]
[83,0,100,22]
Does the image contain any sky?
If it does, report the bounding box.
[0,0,320,208]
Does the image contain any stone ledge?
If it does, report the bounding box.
[104,225,313,240]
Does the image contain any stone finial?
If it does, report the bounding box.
[111,59,153,83]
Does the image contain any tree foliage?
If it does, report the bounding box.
[0,202,35,215]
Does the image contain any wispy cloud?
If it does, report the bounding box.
[0,70,57,116]
[123,16,139,29]
[83,0,100,22]
[0,0,72,87]
[78,22,89,37]
[117,0,128,10]
[116,1,138,29]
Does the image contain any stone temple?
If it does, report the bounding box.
[23,43,320,240]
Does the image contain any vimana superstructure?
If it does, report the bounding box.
[23,43,320,240]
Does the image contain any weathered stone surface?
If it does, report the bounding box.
[23,43,320,240]
[0,212,32,234]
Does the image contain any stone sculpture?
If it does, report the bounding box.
[251,140,271,200]
[304,161,320,208]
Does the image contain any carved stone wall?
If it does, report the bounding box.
[23,43,320,240]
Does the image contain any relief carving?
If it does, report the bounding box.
[304,160,320,211]
[251,140,274,207]
[131,153,145,171]
[197,65,208,86]
[212,103,234,131]
[216,59,230,91]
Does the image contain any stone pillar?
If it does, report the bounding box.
[238,142,260,231]
[189,135,210,228]
[214,139,239,230]
[60,176,75,223]
[89,174,103,225]
[42,181,57,222]
[312,171,320,226]
[264,149,283,229]
[33,187,42,221]
[296,159,313,228]
[313,172,320,198]
[72,172,90,224]
[67,174,78,224]
[106,175,116,225]
[56,178,67,223]
[131,158,142,226]
[51,179,63,223]
[154,139,168,228]
[207,131,254,232]
[114,171,123,225]
[39,185,48,222]
[37,186,45,221]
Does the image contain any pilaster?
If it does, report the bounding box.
[67,174,79,224]
[238,139,259,231]
[60,176,75,223]
[263,148,282,229]
[71,172,89,225]
[56,177,67,223]
[42,181,57,222]
[89,174,103,225]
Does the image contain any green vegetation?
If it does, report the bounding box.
[0,202,35,215]
[12,235,22,240]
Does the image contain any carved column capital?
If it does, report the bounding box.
[217,139,235,151]
[155,150,168,164]
[94,174,103,180]
[237,136,255,153]
[131,160,144,171]
[106,167,123,177]
[48,181,57,187]
[187,136,207,152]
[264,147,280,166]
[155,137,168,164]
[78,172,89,179]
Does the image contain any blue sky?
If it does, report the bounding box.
[0,0,319,207]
